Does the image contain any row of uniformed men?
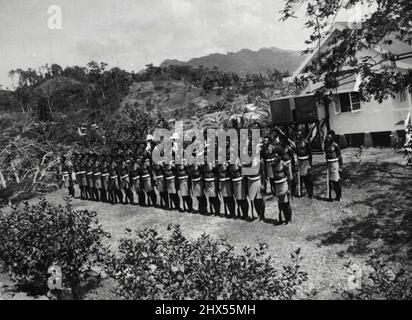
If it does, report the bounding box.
[60,149,294,224]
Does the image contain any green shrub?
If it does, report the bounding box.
[105,225,307,300]
[0,198,110,297]
[341,252,412,300]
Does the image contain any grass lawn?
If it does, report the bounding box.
[1,147,411,300]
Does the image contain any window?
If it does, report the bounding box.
[337,92,361,113]
[350,92,361,112]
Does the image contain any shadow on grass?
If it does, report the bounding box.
[308,161,412,261]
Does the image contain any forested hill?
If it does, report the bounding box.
[160,47,304,76]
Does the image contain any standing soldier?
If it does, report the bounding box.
[243,157,266,221]
[272,153,293,224]
[261,136,277,195]
[100,155,110,203]
[296,129,314,198]
[92,153,101,201]
[324,130,343,201]
[188,162,207,214]
[109,158,122,204]
[120,157,134,205]
[61,155,74,197]
[164,161,180,210]
[279,135,296,198]
[176,161,193,212]
[130,156,143,206]
[86,154,95,201]
[79,154,89,199]
[75,153,86,200]
[140,157,157,207]
[153,161,168,209]
[203,160,220,215]
[135,156,147,206]
[217,162,236,218]
[228,162,249,220]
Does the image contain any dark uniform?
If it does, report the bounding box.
[296,136,313,198]
[243,158,265,220]
[217,163,236,217]
[203,162,220,215]
[261,143,277,195]
[325,136,342,201]
[272,154,293,224]
[140,158,157,206]
[92,157,101,201]
[177,163,193,212]
[163,162,180,210]
[228,163,248,219]
[188,163,207,214]
[109,161,122,204]
[120,160,134,204]
[86,159,95,200]
[100,158,109,203]
[78,158,88,199]
[153,163,168,209]
[278,140,296,198]
[61,157,75,197]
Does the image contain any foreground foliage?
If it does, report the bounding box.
[105,225,308,300]
[0,198,110,297]
[342,252,412,300]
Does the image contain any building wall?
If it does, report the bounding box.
[328,93,410,135]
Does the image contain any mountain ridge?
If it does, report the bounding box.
[160,46,305,75]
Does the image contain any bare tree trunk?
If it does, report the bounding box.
[47,96,53,114]
[0,170,6,189]
[11,162,20,183]
[100,86,106,99]
[33,166,40,184]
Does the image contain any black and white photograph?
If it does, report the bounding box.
[0,0,411,307]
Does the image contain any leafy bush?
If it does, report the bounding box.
[105,225,307,300]
[341,252,412,300]
[0,198,110,297]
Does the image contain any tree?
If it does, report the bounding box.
[280,0,412,102]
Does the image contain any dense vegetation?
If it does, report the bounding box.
[0,198,110,298]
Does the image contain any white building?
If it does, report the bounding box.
[270,22,412,147]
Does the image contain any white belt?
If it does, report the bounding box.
[156,175,164,179]
[232,177,243,182]
[142,174,150,179]
[284,160,291,164]
[166,176,175,180]
[101,173,109,177]
[110,175,118,179]
[178,176,188,180]
[275,177,287,184]
[132,176,139,180]
[62,171,69,175]
[77,171,86,174]
[327,158,338,162]
[191,177,201,182]
[94,172,101,176]
[204,178,215,182]
[219,177,230,182]
[121,174,129,179]
[247,176,261,181]
[87,172,93,175]
[298,156,309,160]
[265,158,275,162]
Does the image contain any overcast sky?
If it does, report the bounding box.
[0,0,316,88]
